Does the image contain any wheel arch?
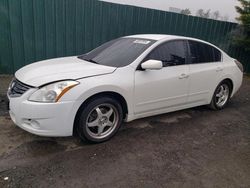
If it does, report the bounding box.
[209,77,234,104]
[221,78,234,95]
[73,91,128,136]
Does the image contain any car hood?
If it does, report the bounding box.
[15,56,116,87]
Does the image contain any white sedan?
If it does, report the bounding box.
[7,34,243,143]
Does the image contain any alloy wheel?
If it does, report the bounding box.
[215,84,230,107]
[86,103,119,139]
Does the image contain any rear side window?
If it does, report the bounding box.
[188,40,221,64]
[144,40,187,66]
[213,48,221,62]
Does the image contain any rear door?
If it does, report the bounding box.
[187,40,223,104]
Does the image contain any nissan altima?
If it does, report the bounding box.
[7,34,243,143]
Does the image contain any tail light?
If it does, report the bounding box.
[234,60,244,72]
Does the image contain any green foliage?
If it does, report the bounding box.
[234,0,250,51]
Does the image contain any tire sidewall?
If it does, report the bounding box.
[77,97,123,143]
[211,81,232,110]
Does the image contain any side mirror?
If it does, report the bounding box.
[141,60,163,70]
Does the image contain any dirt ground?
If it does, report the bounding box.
[0,75,249,188]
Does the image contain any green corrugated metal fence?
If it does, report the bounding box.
[0,0,249,74]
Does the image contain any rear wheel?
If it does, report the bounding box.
[76,97,123,143]
[209,81,231,110]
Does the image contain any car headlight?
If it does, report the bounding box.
[29,80,79,103]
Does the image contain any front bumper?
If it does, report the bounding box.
[8,89,76,137]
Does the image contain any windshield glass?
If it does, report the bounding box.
[78,38,156,67]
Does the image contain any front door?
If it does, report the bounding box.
[134,40,189,115]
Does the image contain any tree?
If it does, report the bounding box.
[203,9,211,18]
[196,9,204,17]
[221,15,229,21]
[211,11,220,20]
[181,8,191,15]
[233,0,250,51]
[196,9,211,18]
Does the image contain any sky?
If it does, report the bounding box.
[102,0,240,22]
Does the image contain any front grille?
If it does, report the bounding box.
[8,79,33,97]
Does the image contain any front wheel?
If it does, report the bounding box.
[209,81,231,110]
[76,97,123,143]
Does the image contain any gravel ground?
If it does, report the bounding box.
[0,75,249,188]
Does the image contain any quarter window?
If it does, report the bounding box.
[144,40,187,66]
[188,40,221,64]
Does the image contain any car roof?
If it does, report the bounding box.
[124,34,176,41]
[124,34,204,42]
[124,34,223,52]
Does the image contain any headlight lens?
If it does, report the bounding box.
[29,80,79,102]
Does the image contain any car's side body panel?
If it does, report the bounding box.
[134,65,189,114]
[187,61,224,104]
[221,58,243,97]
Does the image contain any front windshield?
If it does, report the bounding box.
[78,38,156,67]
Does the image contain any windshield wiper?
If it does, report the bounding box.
[78,55,99,64]
[87,59,99,64]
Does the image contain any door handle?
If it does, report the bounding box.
[179,73,189,79]
[216,67,223,72]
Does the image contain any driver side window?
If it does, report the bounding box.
[144,40,187,67]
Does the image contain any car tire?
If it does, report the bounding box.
[76,97,123,143]
[209,81,232,110]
